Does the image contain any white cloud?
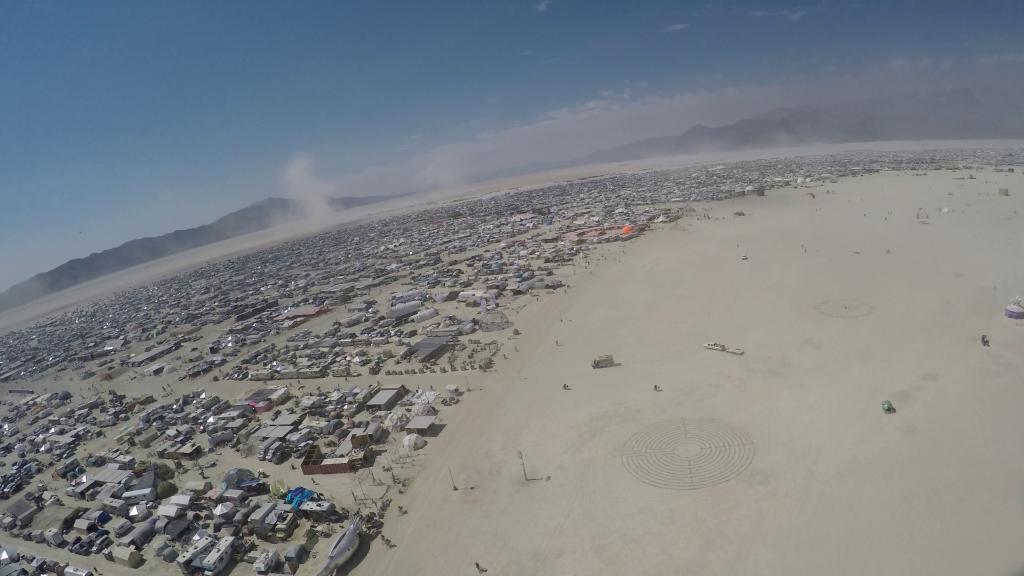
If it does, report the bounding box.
[747,8,807,21]
[535,0,551,13]
[977,52,1024,64]
[392,133,425,153]
[663,23,690,33]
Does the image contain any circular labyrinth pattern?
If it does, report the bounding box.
[621,418,755,490]
[815,299,875,319]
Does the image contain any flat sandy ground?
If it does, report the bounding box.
[349,168,1024,576]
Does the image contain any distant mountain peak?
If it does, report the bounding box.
[0,194,395,312]
[582,88,1024,164]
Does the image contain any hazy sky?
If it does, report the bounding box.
[2,0,1023,288]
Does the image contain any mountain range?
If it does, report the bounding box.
[0,195,390,312]
[581,89,1024,163]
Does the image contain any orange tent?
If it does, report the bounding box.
[621,224,634,234]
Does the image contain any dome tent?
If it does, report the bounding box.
[221,468,256,490]
[403,433,427,451]
[478,309,513,332]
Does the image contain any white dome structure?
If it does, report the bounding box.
[403,433,427,451]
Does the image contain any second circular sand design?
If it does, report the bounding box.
[815,299,875,319]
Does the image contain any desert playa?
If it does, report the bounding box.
[352,168,1024,575]
[1,156,1022,576]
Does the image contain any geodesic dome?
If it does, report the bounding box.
[403,433,426,451]
[479,309,513,332]
[221,467,256,490]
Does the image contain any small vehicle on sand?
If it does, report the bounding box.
[703,342,744,355]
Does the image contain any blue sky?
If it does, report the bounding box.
[2,0,1023,288]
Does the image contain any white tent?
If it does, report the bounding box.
[213,502,235,517]
[412,404,438,416]
[402,433,426,451]
[384,411,409,432]
[0,549,19,564]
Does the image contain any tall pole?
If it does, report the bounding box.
[517,451,528,481]
[355,472,368,500]
[449,467,458,491]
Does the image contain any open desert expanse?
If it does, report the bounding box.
[350,168,1024,575]
[2,159,1023,576]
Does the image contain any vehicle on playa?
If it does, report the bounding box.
[703,342,745,355]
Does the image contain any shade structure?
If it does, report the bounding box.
[1006,303,1024,319]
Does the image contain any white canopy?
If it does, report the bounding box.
[383,411,409,432]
